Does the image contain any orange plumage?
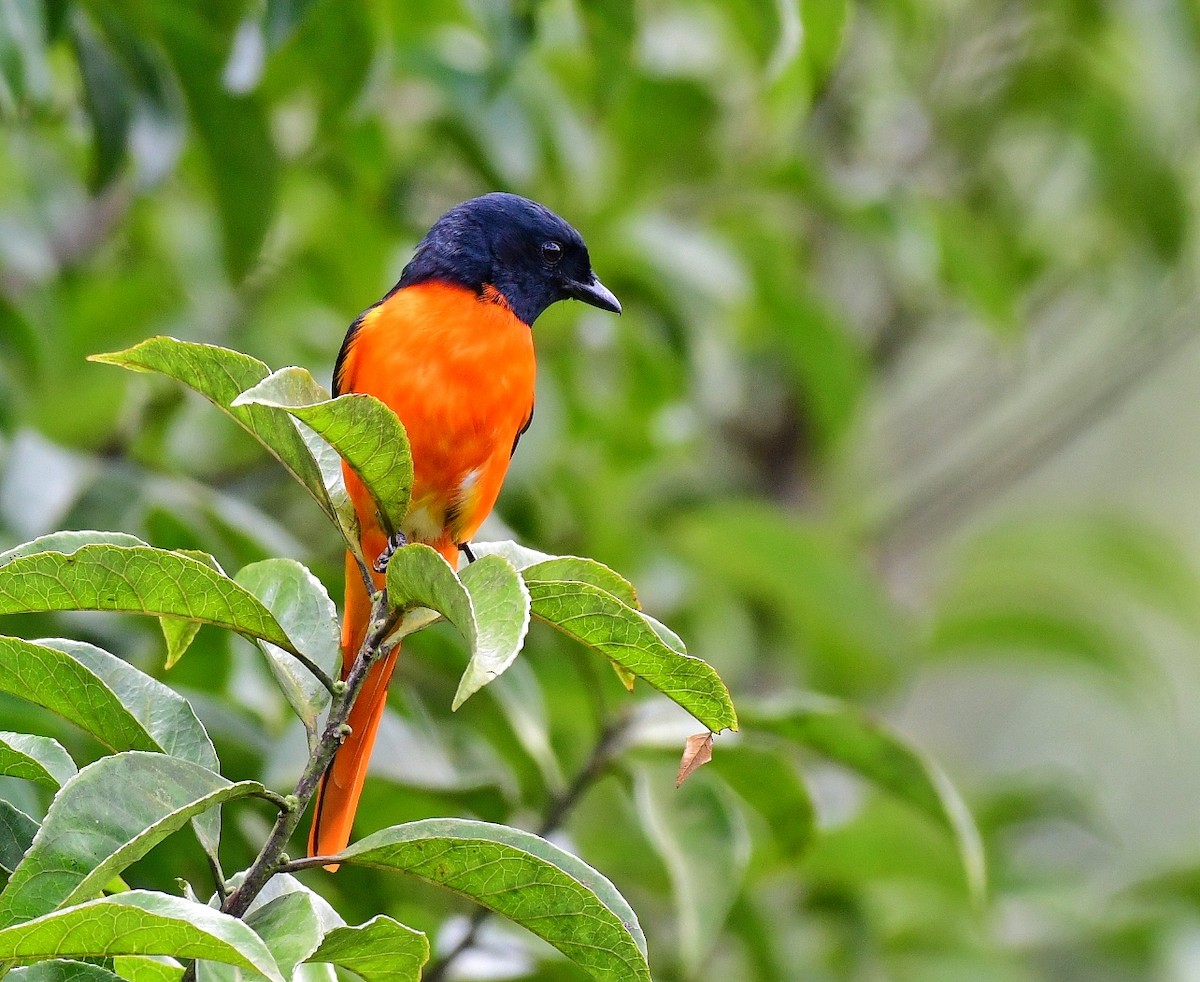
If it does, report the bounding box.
[307,193,619,860]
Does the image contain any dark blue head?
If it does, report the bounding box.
[397,193,621,326]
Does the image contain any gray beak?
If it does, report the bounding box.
[566,275,622,314]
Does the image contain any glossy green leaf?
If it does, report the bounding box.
[160,550,224,668]
[0,752,265,927]
[89,339,336,527]
[10,959,124,981]
[306,915,429,982]
[0,803,38,883]
[0,531,146,568]
[0,638,192,760]
[522,556,641,609]
[0,891,283,980]
[0,533,201,662]
[745,694,986,901]
[0,544,299,653]
[235,558,340,732]
[527,579,737,732]
[111,957,184,982]
[0,734,76,790]
[473,542,642,609]
[453,555,530,709]
[0,637,222,859]
[197,875,341,981]
[233,366,414,538]
[384,543,475,641]
[33,639,217,770]
[334,818,649,982]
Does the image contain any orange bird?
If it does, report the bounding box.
[309,193,621,858]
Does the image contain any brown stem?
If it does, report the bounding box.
[180,592,399,980]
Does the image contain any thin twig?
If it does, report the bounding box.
[180,591,400,981]
[422,715,629,982]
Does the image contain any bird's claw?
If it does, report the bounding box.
[373,531,408,574]
[458,542,477,563]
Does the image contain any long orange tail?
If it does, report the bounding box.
[308,550,394,861]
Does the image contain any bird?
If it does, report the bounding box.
[308,192,621,860]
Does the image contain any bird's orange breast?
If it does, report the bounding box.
[335,281,537,566]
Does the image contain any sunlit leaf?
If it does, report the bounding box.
[0,891,283,979]
[111,956,184,982]
[306,915,429,982]
[233,366,414,539]
[235,558,340,732]
[9,960,124,981]
[333,818,649,982]
[527,579,737,732]
[0,733,76,790]
[89,339,335,527]
[0,752,266,927]
[0,544,299,653]
[453,555,530,709]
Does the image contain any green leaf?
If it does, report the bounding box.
[710,745,815,859]
[527,579,737,732]
[34,639,217,770]
[306,915,429,982]
[0,733,76,789]
[160,550,224,668]
[634,766,750,976]
[10,959,124,980]
[234,892,321,980]
[70,10,130,190]
[745,694,986,902]
[0,530,146,568]
[235,558,340,733]
[0,544,299,654]
[197,875,341,981]
[0,891,283,980]
[453,555,530,710]
[473,542,641,609]
[0,752,266,928]
[111,957,183,982]
[384,543,475,644]
[89,338,336,528]
[334,819,649,982]
[0,638,214,765]
[0,637,221,863]
[0,803,38,883]
[233,366,414,538]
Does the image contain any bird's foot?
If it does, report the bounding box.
[458,542,477,563]
[373,531,408,574]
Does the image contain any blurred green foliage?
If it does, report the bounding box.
[3,0,1200,978]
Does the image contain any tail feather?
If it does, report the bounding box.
[309,538,461,865]
[308,550,387,864]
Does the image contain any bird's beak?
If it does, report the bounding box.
[566,275,622,314]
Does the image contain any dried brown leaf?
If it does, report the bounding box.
[676,732,714,788]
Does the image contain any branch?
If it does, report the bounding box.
[180,590,400,981]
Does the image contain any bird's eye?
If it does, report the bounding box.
[541,241,563,265]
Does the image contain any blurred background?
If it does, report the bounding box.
[4,0,1200,978]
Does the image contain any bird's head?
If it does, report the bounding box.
[398,192,621,326]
